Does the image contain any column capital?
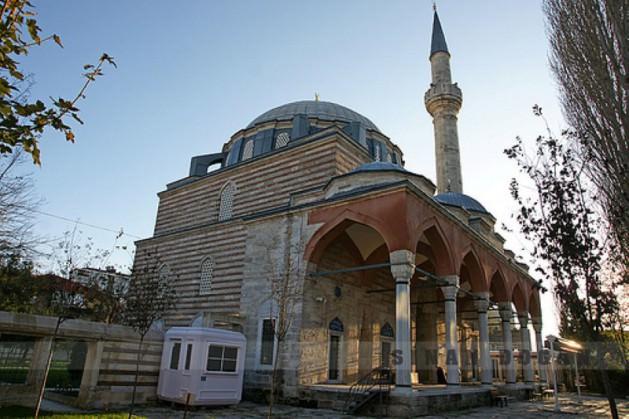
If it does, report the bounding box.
[517,312,529,328]
[440,275,459,300]
[473,292,490,313]
[441,275,459,287]
[390,249,415,280]
[532,317,543,333]
[498,302,512,322]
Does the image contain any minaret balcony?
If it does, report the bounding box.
[424,83,463,104]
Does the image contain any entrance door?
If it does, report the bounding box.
[328,335,341,382]
[381,341,392,368]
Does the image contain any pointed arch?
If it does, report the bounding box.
[380,322,395,338]
[510,281,528,314]
[198,256,215,295]
[460,247,487,293]
[329,317,344,332]
[529,288,541,319]
[218,181,236,221]
[416,218,455,275]
[304,209,391,264]
[489,268,509,302]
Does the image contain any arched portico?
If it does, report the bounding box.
[300,190,543,390]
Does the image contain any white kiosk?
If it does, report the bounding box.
[157,327,246,406]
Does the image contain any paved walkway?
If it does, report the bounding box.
[135,394,628,418]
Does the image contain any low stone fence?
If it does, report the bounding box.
[0,311,164,409]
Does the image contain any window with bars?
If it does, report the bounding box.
[218,182,235,221]
[206,344,238,372]
[241,139,254,160]
[275,132,290,148]
[199,257,214,295]
[158,264,170,285]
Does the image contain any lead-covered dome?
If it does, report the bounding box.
[247,100,380,132]
[434,192,488,213]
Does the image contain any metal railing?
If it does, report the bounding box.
[343,367,393,415]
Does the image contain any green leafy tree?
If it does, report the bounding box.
[0,0,115,164]
[505,107,622,418]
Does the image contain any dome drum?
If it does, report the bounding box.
[220,100,403,168]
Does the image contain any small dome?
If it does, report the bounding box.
[434,192,488,213]
[351,161,407,174]
[247,100,380,132]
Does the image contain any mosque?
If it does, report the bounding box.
[134,9,546,409]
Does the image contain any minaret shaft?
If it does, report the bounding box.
[425,12,463,194]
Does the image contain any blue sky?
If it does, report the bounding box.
[21,1,563,333]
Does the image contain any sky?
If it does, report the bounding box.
[19,1,565,336]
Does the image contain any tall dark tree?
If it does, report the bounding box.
[505,107,621,418]
[544,0,628,274]
[0,0,115,164]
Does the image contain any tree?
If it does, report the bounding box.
[264,217,302,418]
[32,226,112,418]
[0,0,115,164]
[543,0,628,275]
[124,249,176,419]
[505,107,622,418]
[0,149,39,256]
[0,250,39,312]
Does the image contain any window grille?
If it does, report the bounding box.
[218,182,235,221]
[199,257,214,295]
[380,322,395,338]
[329,317,344,332]
[158,264,170,285]
[275,132,290,148]
[242,139,254,160]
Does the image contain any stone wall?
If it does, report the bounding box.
[0,311,163,409]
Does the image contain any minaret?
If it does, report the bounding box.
[425,9,463,194]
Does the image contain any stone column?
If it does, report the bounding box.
[518,313,534,384]
[460,323,472,382]
[532,318,547,384]
[390,250,415,388]
[416,301,438,383]
[440,276,460,385]
[26,336,53,386]
[474,293,493,385]
[77,341,104,407]
[499,302,516,384]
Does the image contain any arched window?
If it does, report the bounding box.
[380,322,394,338]
[241,139,254,160]
[158,264,170,285]
[198,257,214,295]
[329,317,344,332]
[275,132,290,148]
[218,182,235,221]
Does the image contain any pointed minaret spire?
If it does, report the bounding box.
[430,9,449,58]
[425,9,464,194]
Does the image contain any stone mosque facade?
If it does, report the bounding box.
[134,11,545,400]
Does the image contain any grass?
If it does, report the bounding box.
[0,406,144,419]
